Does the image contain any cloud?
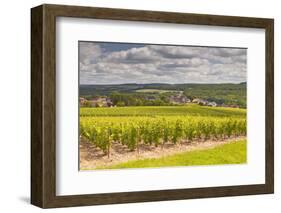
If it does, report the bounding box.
[79,42,102,67]
[79,42,247,84]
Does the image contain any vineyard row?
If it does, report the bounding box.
[80,117,246,157]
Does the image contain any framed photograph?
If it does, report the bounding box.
[31,4,274,208]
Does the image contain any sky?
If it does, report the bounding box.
[79,41,247,85]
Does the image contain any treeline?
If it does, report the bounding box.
[109,92,172,107]
[183,85,246,108]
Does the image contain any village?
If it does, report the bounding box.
[80,92,240,108]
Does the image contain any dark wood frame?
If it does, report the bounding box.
[31,4,274,208]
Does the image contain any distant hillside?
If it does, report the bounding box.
[80,83,245,95]
[80,83,246,108]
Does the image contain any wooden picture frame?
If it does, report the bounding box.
[31,4,274,208]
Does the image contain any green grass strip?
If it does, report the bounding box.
[96,140,246,170]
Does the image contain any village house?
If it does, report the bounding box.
[207,101,217,107]
[81,97,113,107]
[192,98,208,105]
[192,98,202,104]
[169,94,191,104]
[79,97,87,105]
[192,98,217,107]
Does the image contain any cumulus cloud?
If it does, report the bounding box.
[79,42,247,84]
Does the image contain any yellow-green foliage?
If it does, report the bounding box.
[80,105,246,154]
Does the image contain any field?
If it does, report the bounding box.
[80,105,246,117]
[80,105,247,170]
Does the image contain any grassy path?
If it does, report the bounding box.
[96,140,246,170]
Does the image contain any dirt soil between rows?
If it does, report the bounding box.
[79,136,246,170]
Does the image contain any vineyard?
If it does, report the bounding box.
[80,105,246,158]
